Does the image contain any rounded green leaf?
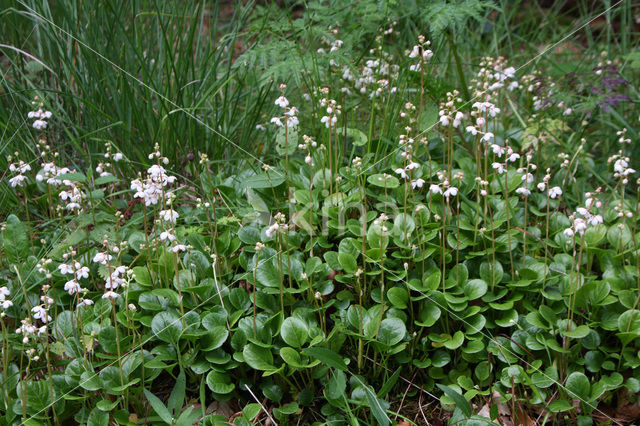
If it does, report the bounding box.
[377,318,406,346]
[387,287,409,309]
[280,317,309,348]
[243,344,275,371]
[566,372,591,401]
[206,371,235,394]
[151,311,183,344]
[367,173,399,189]
[464,279,488,300]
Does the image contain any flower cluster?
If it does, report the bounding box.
[28,97,53,130]
[0,286,12,313]
[266,212,289,238]
[271,85,299,128]
[318,88,341,128]
[8,156,32,188]
[407,35,433,72]
[131,144,177,206]
[563,190,603,238]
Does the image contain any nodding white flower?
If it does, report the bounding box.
[563,227,574,238]
[105,275,122,290]
[320,115,337,128]
[93,252,113,265]
[64,280,82,295]
[169,244,188,253]
[102,291,119,300]
[394,168,409,179]
[563,108,572,116]
[516,187,531,196]
[548,186,562,199]
[32,119,48,130]
[0,287,10,300]
[452,111,464,128]
[75,266,89,280]
[270,117,283,127]
[492,162,506,174]
[481,133,494,143]
[411,178,425,189]
[31,305,52,323]
[275,96,289,108]
[58,263,74,275]
[406,162,420,170]
[522,173,534,184]
[9,175,27,187]
[408,45,420,58]
[112,153,123,162]
[574,218,587,235]
[443,186,458,201]
[589,215,603,226]
[506,151,520,163]
[537,182,546,191]
[466,126,479,135]
[305,155,313,165]
[429,184,442,194]
[286,115,299,128]
[576,207,589,216]
[255,124,266,131]
[439,114,450,127]
[265,223,279,238]
[160,231,176,242]
[491,144,505,157]
[1,300,12,310]
[159,209,179,224]
[78,298,94,307]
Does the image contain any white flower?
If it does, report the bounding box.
[521,173,534,184]
[589,215,603,226]
[64,280,82,295]
[1,300,13,310]
[408,45,420,58]
[75,266,90,280]
[548,187,562,199]
[537,182,546,191]
[466,126,479,135]
[429,184,442,194]
[9,175,26,187]
[32,120,48,130]
[516,187,531,196]
[492,162,506,174]
[169,244,188,253]
[159,209,179,224]
[160,231,176,242]
[576,207,589,216]
[0,287,10,299]
[93,252,113,265]
[574,218,587,234]
[491,144,505,157]
[274,96,289,108]
[452,112,464,128]
[439,115,450,127]
[411,178,425,189]
[443,186,458,201]
[78,299,94,307]
[270,117,283,127]
[58,263,74,275]
[563,228,574,238]
[394,168,408,179]
[102,291,119,300]
[506,152,520,163]
[112,153,124,162]
[481,132,494,143]
[31,305,51,323]
[406,162,420,170]
[265,223,279,238]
